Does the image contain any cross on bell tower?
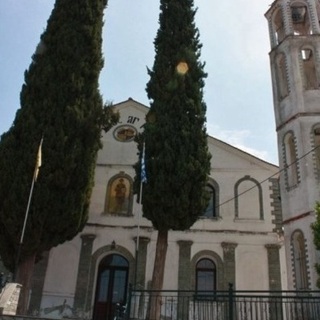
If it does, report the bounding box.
[265,0,320,290]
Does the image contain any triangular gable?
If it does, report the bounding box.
[112,97,149,115]
[207,135,278,172]
[106,99,279,172]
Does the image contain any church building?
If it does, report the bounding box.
[3,0,320,319]
[24,98,285,318]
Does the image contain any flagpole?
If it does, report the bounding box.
[134,142,146,288]
[13,137,43,282]
[134,180,143,288]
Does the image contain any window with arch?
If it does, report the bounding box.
[291,230,309,290]
[105,174,133,215]
[235,176,263,220]
[202,180,219,219]
[196,258,216,295]
[276,53,289,100]
[283,132,298,188]
[312,125,320,176]
[273,8,285,44]
[93,254,129,320]
[301,47,318,89]
[291,3,311,35]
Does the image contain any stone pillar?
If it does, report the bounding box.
[221,242,238,290]
[29,251,50,315]
[266,244,283,320]
[269,178,283,234]
[133,237,150,289]
[177,241,193,290]
[177,241,193,320]
[73,234,96,314]
[265,244,282,290]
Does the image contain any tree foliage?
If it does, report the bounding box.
[312,202,320,288]
[0,0,117,271]
[135,0,211,231]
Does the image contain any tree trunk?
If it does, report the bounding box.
[149,230,168,320]
[16,253,36,315]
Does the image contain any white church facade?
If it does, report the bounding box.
[25,98,286,318]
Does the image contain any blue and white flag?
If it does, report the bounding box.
[141,143,147,183]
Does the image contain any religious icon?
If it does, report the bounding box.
[113,125,137,142]
[107,177,130,214]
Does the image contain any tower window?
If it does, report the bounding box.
[301,49,312,61]
[292,6,306,23]
[292,230,309,290]
[291,5,311,35]
[301,48,318,89]
[273,9,285,45]
[284,133,298,188]
[276,53,289,100]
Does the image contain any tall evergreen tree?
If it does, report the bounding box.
[0,0,117,313]
[135,0,210,318]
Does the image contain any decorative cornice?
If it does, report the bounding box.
[277,112,320,131]
[282,211,312,225]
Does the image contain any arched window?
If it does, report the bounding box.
[191,251,224,291]
[312,125,320,176]
[93,254,129,320]
[273,9,285,44]
[235,176,263,220]
[202,180,219,219]
[284,132,298,188]
[196,258,216,295]
[291,3,311,35]
[276,53,289,100]
[105,174,133,215]
[301,47,318,89]
[291,230,309,290]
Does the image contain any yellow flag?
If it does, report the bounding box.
[34,138,43,181]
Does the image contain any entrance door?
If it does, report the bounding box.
[93,254,129,320]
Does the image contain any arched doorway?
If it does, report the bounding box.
[93,254,129,320]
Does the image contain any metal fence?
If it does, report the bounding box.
[124,285,320,320]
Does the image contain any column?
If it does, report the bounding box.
[221,242,238,289]
[73,234,96,314]
[265,244,282,290]
[177,240,193,290]
[134,236,150,289]
[177,240,193,320]
[29,251,50,315]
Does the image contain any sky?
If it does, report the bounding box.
[0,0,278,164]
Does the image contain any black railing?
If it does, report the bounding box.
[125,285,320,320]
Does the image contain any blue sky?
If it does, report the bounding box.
[0,0,278,164]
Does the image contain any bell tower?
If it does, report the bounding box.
[265,0,320,290]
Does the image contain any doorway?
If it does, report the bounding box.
[93,254,129,320]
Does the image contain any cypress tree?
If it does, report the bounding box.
[0,0,116,313]
[135,0,210,318]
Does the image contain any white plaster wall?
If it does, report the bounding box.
[236,245,269,290]
[41,238,81,313]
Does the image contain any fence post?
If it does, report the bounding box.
[228,283,234,320]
